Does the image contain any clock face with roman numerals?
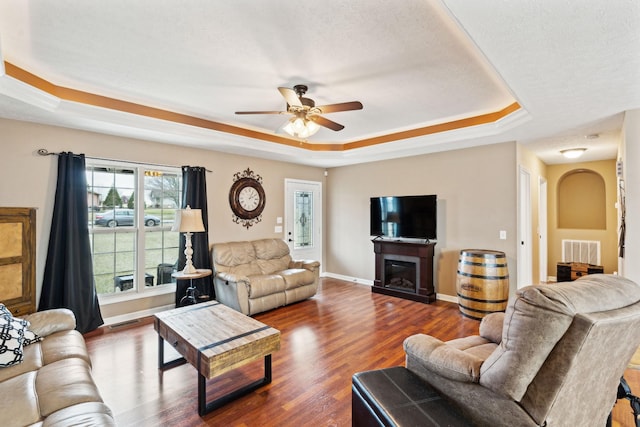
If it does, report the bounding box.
[238,185,260,211]
[229,176,265,228]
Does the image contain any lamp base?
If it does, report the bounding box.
[182,264,198,275]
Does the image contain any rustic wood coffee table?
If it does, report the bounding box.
[154,301,280,416]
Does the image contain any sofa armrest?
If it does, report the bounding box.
[215,271,250,285]
[213,272,251,315]
[290,259,320,272]
[21,308,77,337]
[404,334,484,383]
[479,312,505,344]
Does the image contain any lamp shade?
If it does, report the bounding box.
[171,206,205,233]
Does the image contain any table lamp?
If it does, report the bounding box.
[172,205,205,274]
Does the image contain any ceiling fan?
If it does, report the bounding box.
[235,84,363,138]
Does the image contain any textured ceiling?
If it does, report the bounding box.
[0,0,638,167]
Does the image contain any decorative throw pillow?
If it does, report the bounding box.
[0,303,12,318]
[0,303,42,346]
[0,315,27,367]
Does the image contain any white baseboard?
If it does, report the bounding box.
[321,272,373,286]
[436,293,458,303]
[321,272,457,303]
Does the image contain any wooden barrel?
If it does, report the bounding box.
[456,249,509,320]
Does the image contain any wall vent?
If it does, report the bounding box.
[562,239,601,265]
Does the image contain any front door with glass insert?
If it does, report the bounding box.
[284,179,322,266]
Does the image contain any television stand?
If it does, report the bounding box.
[372,240,436,303]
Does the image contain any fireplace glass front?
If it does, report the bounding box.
[384,258,418,293]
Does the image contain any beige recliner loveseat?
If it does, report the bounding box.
[211,238,320,315]
[403,274,640,426]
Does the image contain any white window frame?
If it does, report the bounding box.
[86,158,181,304]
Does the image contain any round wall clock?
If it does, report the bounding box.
[229,168,265,228]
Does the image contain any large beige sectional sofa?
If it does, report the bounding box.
[0,307,114,426]
[211,238,320,315]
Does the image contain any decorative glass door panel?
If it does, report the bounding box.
[285,179,322,265]
[294,191,313,249]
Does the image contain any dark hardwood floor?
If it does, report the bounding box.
[85,278,640,426]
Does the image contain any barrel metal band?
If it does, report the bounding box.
[459,260,508,268]
[456,271,509,280]
[457,293,508,304]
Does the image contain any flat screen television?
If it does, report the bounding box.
[370,195,437,240]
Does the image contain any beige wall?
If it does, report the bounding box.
[546,160,618,275]
[325,142,519,299]
[12,114,628,317]
[0,118,324,318]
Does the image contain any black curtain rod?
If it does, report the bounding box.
[37,149,212,172]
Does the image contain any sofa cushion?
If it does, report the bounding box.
[36,358,105,418]
[257,257,290,275]
[247,274,286,298]
[280,268,316,290]
[404,334,492,383]
[212,241,262,276]
[41,402,115,427]
[254,239,293,274]
[40,329,92,366]
[0,370,40,426]
[253,238,290,260]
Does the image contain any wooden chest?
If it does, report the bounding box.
[557,262,604,282]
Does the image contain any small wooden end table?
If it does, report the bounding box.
[172,268,212,306]
[154,301,280,416]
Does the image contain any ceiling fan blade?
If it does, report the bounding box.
[310,115,345,131]
[278,87,303,107]
[235,110,287,115]
[316,101,363,114]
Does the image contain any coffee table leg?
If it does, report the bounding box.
[157,335,187,370]
[198,354,273,416]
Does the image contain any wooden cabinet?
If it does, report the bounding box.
[557,262,604,282]
[0,208,36,315]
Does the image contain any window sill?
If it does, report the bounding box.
[98,284,177,306]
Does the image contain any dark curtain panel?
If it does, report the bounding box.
[176,166,213,306]
[39,152,104,333]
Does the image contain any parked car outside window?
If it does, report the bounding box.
[94,209,161,227]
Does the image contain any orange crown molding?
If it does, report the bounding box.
[4,61,520,152]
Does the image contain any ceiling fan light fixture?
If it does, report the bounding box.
[283,117,320,138]
[560,148,587,159]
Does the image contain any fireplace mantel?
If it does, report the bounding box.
[372,240,436,303]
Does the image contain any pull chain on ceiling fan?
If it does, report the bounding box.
[235,84,363,138]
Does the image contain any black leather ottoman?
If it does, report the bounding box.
[352,366,473,427]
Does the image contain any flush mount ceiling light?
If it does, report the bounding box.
[560,148,587,159]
